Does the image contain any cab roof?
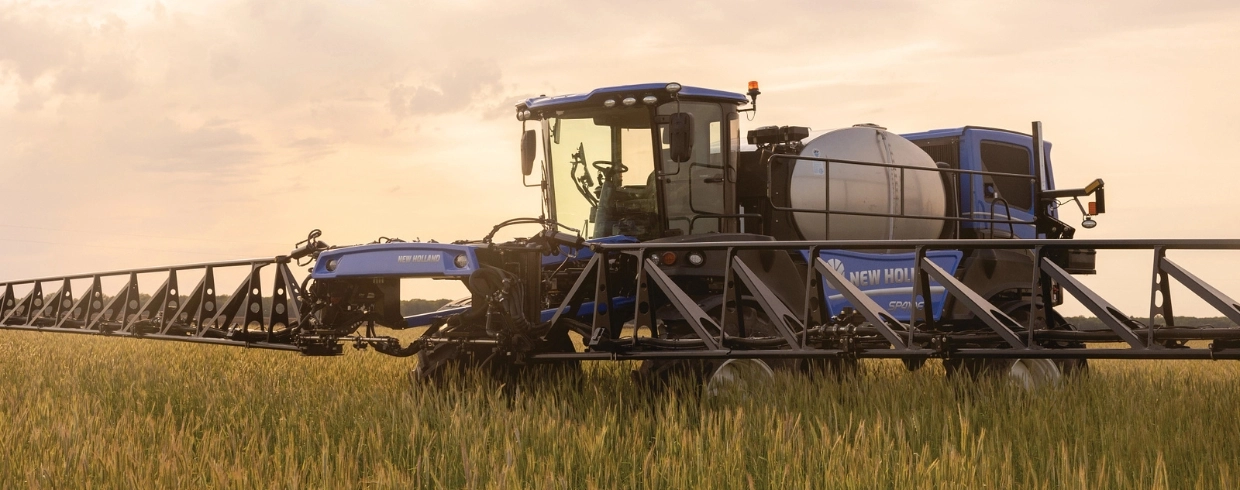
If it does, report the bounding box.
[517,83,748,113]
[901,126,1036,141]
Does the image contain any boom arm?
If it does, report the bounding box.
[0,233,407,356]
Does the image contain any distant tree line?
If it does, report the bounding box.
[400,299,454,316]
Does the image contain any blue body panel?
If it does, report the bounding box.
[315,235,639,281]
[299,235,640,327]
[900,127,967,141]
[902,127,1055,239]
[312,242,480,279]
[805,249,964,322]
[519,83,747,112]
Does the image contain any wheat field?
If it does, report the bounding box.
[1,330,1237,489]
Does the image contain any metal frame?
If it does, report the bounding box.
[530,238,1240,362]
[0,257,303,352]
[3,238,1239,364]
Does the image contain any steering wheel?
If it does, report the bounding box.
[591,160,628,174]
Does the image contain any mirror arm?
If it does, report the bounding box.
[1042,178,1104,199]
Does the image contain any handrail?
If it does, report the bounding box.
[764,152,1038,231]
[592,238,1240,251]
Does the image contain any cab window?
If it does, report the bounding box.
[979,141,1033,210]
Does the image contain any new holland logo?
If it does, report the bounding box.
[824,258,846,274]
[397,254,440,263]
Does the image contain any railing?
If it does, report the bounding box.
[538,238,1240,362]
[766,153,1040,237]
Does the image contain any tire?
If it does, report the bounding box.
[1004,303,1089,377]
[634,299,798,389]
[943,301,1078,389]
[704,359,775,398]
[943,357,1062,390]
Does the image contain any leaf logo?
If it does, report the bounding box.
[825,258,845,274]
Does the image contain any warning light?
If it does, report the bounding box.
[1088,201,1097,215]
[660,252,678,266]
[741,81,761,114]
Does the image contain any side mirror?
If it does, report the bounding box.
[520,129,537,176]
[668,112,694,163]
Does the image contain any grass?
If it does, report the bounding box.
[1,331,1238,488]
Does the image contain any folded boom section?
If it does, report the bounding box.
[0,258,305,352]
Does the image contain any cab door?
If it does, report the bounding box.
[962,129,1038,239]
[656,102,732,236]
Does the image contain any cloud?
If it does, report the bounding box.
[388,61,503,117]
[0,7,77,82]
[0,7,138,105]
[112,119,261,174]
[0,0,1238,311]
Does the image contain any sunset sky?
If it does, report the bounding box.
[2,1,1239,316]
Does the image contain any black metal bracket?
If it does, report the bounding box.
[730,255,805,350]
[801,246,827,343]
[592,252,615,344]
[1,282,41,325]
[1160,256,1240,326]
[546,254,599,340]
[921,259,1026,349]
[1041,257,1148,348]
[642,258,724,351]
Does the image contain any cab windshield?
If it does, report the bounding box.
[547,108,659,240]
[544,101,735,240]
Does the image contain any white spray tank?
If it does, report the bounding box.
[788,125,947,240]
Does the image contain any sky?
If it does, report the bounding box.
[2,0,1239,317]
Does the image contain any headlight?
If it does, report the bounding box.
[453,254,468,268]
[686,251,705,267]
[326,258,339,271]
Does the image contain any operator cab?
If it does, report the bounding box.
[902,126,1082,240]
[516,83,750,241]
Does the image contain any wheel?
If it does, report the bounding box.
[704,359,775,398]
[944,357,1062,390]
[1004,303,1089,377]
[518,329,583,382]
[412,342,486,385]
[1007,358,1062,390]
[945,300,1084,389]
[634,300,796,389]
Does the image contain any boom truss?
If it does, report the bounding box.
[2,239,1239,365]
